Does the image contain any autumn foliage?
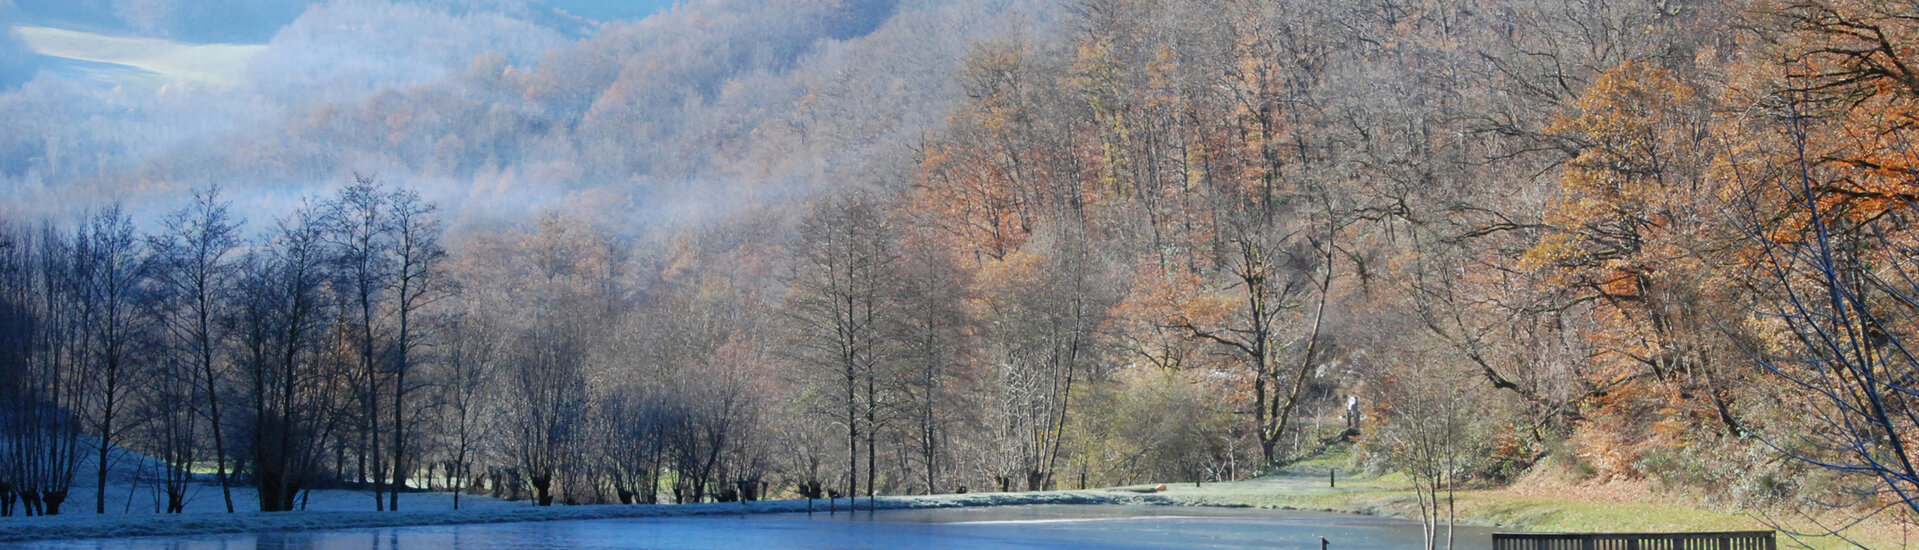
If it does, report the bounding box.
[17,0,1919,523]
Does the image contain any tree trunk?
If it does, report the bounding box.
[43,490,67,515]
[866,369,877,507]
[205,391,233,513]
[846,363,858,510]
[532,474,553,506]
[390,368,406,511]
[94,420,110,514]
[452,449,466,510]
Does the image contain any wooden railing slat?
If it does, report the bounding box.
[1491,532,1775,550]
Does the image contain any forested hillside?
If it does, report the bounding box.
[4,0,1918,533]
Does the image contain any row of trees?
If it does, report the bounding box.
[0,175,1245,516]
[0,177,448,514]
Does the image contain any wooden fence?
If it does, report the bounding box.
[1491,531,1775,550]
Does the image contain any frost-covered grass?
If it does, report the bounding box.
[41,481,526,517]
[4,441,527,517]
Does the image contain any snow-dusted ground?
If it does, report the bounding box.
[0,489,1173,543]
[52,480,524,516]
[47,477,524,517]
[7,434,531,515]
[10,440,524,517]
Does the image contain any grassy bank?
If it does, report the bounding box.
[1131,452,1907,550]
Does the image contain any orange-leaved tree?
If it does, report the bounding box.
[1524,60,1743,477]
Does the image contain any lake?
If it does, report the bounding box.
[12,504,1497,549]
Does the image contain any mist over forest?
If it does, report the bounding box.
[0,0,1028,231]
[10,0,1919,545]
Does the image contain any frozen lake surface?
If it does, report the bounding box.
[11,504,1497,549]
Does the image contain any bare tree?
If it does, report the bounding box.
[888,232,973,494]
[506,310,588,506]
[147,186,242,512]
[29,224,86,516]
[1163,209,1332,464]
[665,364,758,504]
[238,203,340,512]
[975,227,1116,491]
[786,192,898,507]
[384,186,447,510]
[76,206,150,514]
[1371,361,1491,550]
[0,224,86,515]
[0,227,22,517]
[134,342,196,513]
[437,304,499,509]
[325,175,393,510]
[503,212,599,506]
[600,388,666,505]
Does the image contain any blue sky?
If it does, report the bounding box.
[2,0,680,90]
[8,1,679,43]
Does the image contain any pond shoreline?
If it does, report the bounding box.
[0,491,1183,543]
